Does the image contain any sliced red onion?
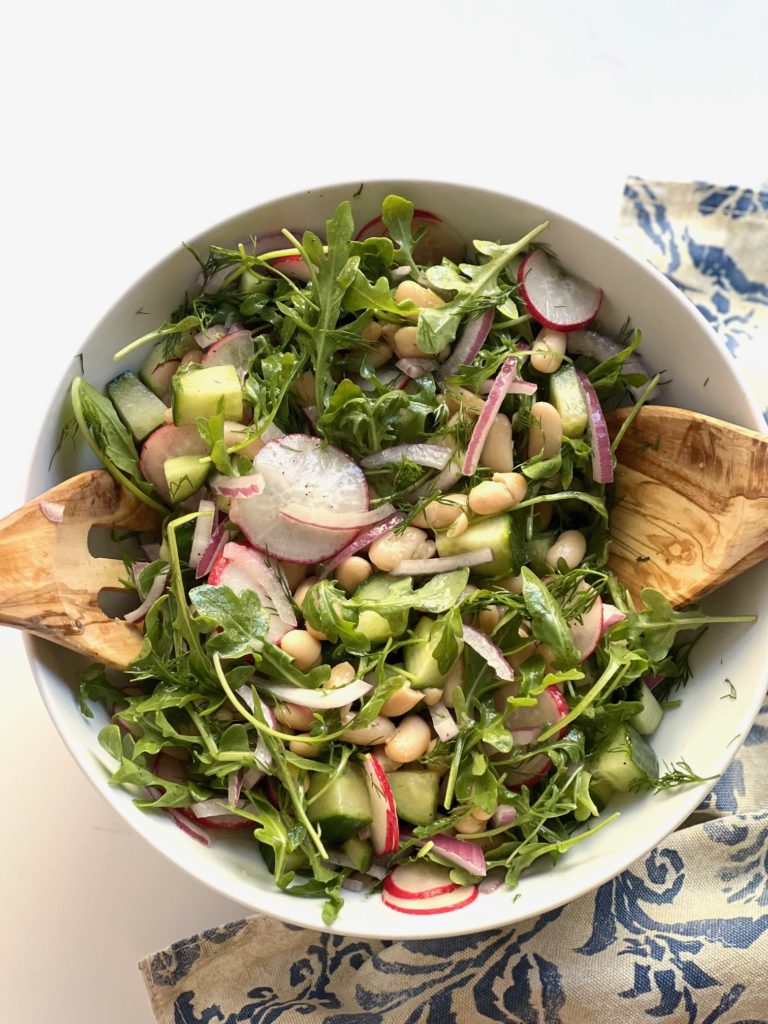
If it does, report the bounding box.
[575,369,614,484]
[426,833,487,877]
[411,458,464,499]
[236,685,275,771]
[196,523,228,579]
[204,263,243,293]
[396,357,437,378]
[261,678,371,710]
[480,377,537,396]
[195,323,228,348]
[479,870,505,894]
[462,356,519,475]
[601,603,627,632]
[342,875,368,893]
[462,625,514,681]
[391,548,493,577]
[566,330,658,401]
[260,421,285,442]
[438,308,494,380]
[166,809,211,845]
[211,472,265,498]
[228,769,243,806]
[492,803,517,828]
[429,701,459,741]
[40,500,65,523]
[188,798,232,819]
[123,569,169,624]
[391,265,411,282]
[241,766,263,789]
[223,542,297,627]
[360,443,453,471]
[278,501,396,532]
[319,511,403,578]
[141,542,162,562]
[644,672,666,691]
[392,374,410,390]
[189,499,217,570]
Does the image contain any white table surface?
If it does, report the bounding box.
[2,1,766,1018]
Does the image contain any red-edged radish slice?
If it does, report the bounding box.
[506,752,554,789]
[383,861,458,900]
[270,253,312,282]
[207,545,293,643]
[462,625,514,681]
[140,424,208,503]
[505,684,569,735]
[222,542,297,627]
[178,806,251,830]
[201,329,255,380]
[145,358,180,401]
[195,323,228,349]
[230,435,369,564]
[518,249,602,332]
[382,884,478,915]
[462,356,519,475]
[166,809,211,844]
[568,584,604,661]
[196,522,228,579]
[278,502,396,532]
[362,754,399,856]
[601,602,626,632]
[356,209,466,265]
[575,369,614,484]
[319,511,403,578]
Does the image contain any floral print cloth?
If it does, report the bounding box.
[139,179,768,1024]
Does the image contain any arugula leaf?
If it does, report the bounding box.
[381,194,421,274]
[520,567,579,669]
[342,271,418,317]
[189,584,269,659]
[79,663,126,718]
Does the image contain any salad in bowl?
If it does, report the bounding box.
[66,192,754,926]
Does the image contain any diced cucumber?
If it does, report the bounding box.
[342,836,374,874]
[526,531,557,575]
[354,574,409,644]
[306,766,373,844]
[259,843,309,875]
[549,365,588,437]
[106,371,168,441]
[163,453,210,504]
[171,364,244,425]
[436,514,524,577]
[591,723,659,793]
[589,777,614,811]
[404,615,463,690]
[630,682,664,736]
[140,335,197,397]
[386,769,440,826]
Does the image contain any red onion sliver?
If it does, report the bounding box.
[392,374,410,390]
[492,804,517,828]
[278,501,396,532]
[236,686,275,771]
[196,523,228,579]
[360,443,453,471]
[390,548,493,577]
[241,766,264,789]
[478,870,506,894]
[261,678,371,710]
[644,672,666,691]
[429,701,459,741]
[462,625,514,681]
[342,876,367,893]
[166,809,211,845]
[424,833,487,876]
[123,569,169,624]
[438,308,494,380]
[189,499,216,570]
[319,511,403,578]
[576,369,614,484]
[188,798,232,819]
[228,769,243,806]
[411,458,464,499]
[396,357,437,378]
[481,377,537,396]
[223,542,297,627]
[40,500,65,523]
[462,357,519,475]
[211,472,265,498]
[260,421,285,442]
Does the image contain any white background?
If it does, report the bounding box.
[1,1,766,1019]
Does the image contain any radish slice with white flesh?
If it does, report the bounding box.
[462,625,514,681]
[201,329,255,380]
[360,444,453,472]
[568,583,604,661]
[462,356,519,475]
[499,683,569,789]
[211,473,265,498]
[270,253,312,282]
[167,809,211,845]
[601,602,626,632]
[189,499,217,570]
[395,357,437,378]
[382,884,478,915]
[355,209,466,265]
[208,544,294,643]
[384,861,458,900]
[575,369,614,484]
[196,523,228,579]
[230,435,369,564]
[195,323,228,349]
[429,701,459,742]
[362,754,399,856]
[517,249,602,331]
[318,511,403,579]
[140,424,209,503]
[261,678,371,709]
[145,358,180,401]
[438,308,494,381]
[391,548,493,577]
[278,502,396,532]
[221,542,297,628]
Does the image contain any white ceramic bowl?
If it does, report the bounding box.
[27,180,767,939]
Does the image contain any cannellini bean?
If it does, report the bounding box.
[335,555,372,593]
[343,715,395,746]
[491,472,527,505]
[371,745,402,772]
[420,687,444,707]
[480,413,514,472]
[291,370,316,407]
[394,280,445,322]
[446,511,469,539]
[441,657,465,709]
[528,401,563,460]
[530,329,567,373]
[498,574,525,594]
[392,325,424,359]
[280,629,322,672]
[471,806,493,822]
[381,685,423,718]
[274,702,316,731]
[293,576,327,641]
[411,539,437,560]
[534,502,554,530]
[368,526,428,571]
[478,605,502,636]
[327,661,356,688]
[454,812,485,835]
[279,560,308,593]
[411,493,468,530]
[380,323,400,343]
[289,737,324,758]
[468,480,516,516]
[367,341,393,368]
[361,321,383,342]
[384,714,432,763]
[546,529,587,570]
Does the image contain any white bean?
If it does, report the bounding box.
[468,480,516,516]
[381,685,423,718]
[343,716,395,746]
[394,280,445,322]
[274,702,316,730]
[478,605,502,636]
[491,472,528,505]
[530,329,567,373]
[480,413,514,472]
[528,401,563,459]
[420,687,443,707]
[546,530,587,570]
[280,629,322,672]
[368,526,428,571]
[411,493,467,530]
[279,560,308,593]
[392,325,424,359]
[454,812,485,835]
[441,657,464,709]
[384,714,432,764]
[361,321,383,342]
[327,661,356,688]
[335,556,372,594]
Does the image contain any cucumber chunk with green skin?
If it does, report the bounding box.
[590,723,659,792]
[172,364,244,425]
[341,835,374,873]
[549,364,589,437]
[387,770,440,826]
[353,574,409,644]
[163,453,210,504]
[107,371,168,442]
[589,776,614,811]
[306,766,373,844]
[436,514,524,577]
[404,615,464,689]
[630,682,664,736]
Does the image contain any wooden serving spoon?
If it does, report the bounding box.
[0,405,764,670]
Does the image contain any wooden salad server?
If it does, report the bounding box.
[0,406,764,670]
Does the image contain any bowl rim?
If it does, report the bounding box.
[24,177,768,939]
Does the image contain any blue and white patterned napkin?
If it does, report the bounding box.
[139,179,768,1024]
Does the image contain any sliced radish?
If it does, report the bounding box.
[166,809,211,844]
[211,473,265,498]
[230,435,369,564]
[504,684,569,734]
[518,249,602,332]
[360,443,453,472]
[568,584,604,661]
[223,421,264,460]
[601,602,626,632]
[269,253,312,282]
[382,884,478,915]
[319,511,403,578]
[196,522,228,579]
[201,329,254,380]
[462,625,514,681]
[195,323,228,349]
[356,208,465,265]
[362,754,399,856]
[384,861,458,900]
[178,806,251,830]
[189,499,217,570]
[262,679,371,710]
[506,752,554,789]
[278,501,396,532]
[140,424,208,503]
[145,358,180,402]
[207,545,293,643]
[438,308,494,381]
[223,542,297,627]
[462,356,519,475]
[576,369,614,484]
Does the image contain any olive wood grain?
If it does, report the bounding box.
[0,470,160,668]
[606,405,768,607]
